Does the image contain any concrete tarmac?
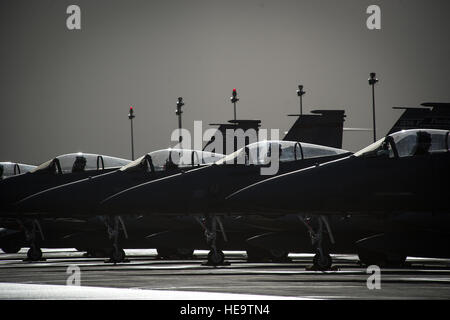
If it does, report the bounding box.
[0,248,449,299]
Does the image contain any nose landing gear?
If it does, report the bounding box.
[198,216,229,266]
[20,219,45,262]
[300,215,335,271]
[27,245,43,261]
[105,216,129,264]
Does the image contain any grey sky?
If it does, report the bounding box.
[1,0,449,164]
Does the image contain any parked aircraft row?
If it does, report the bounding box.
[1,101,449,270]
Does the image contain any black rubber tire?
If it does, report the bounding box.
[110,248,126,262]
[27,247,42,261]
[1,246,21,254]
[313,252,332,270]
[207,250,225,265]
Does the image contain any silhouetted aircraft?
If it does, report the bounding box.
[0,153,129,212]
[4,102,447,265]
[235,102,450,267]
[226,129,450,269]
[125,109,347,261]
[0,162,36,253]
[7,106,348,262]
[0,153,130,260]
[97,141,350,264]
[9,149,224,261]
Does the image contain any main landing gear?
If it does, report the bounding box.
[105,216,128,263]
[197,216,228,266]
[19,219,45,262]
[300,215,335,271]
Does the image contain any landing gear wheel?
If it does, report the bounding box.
[313,252,332,270]
[207,250,225,265]
[110,248,126,263]
[1,246,21,254]
[27,247,42,261]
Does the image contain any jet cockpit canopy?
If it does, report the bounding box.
[31,153,131,174]
[0,162,36,178]
[215,140,349,165]
[121,149,225,172]
[354,129,450,158]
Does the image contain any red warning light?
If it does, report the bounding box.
[128,106,135,119]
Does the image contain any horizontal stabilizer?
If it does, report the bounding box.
[344,127,372,132]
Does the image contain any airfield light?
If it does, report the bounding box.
[230,88,239,121]
[128,106,136,160]
[296,85,306,115]
[368,73,379,142]
[175,97,185,143]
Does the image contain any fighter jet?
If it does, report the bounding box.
[11,107,350,264]
[98,140,351,265]
[0,153,129,211]
[0,152,130,260]
[0,161,36,253]
[11,149,224,261]
[226,129,450,269]
[230,102,450,267]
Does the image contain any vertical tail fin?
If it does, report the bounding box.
[283,110,346,148]
[203,120,261,154]
[388,102,450,134]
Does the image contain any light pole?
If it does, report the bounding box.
[128,106,135,160]
[175,97,184,144]
[296,85,305,115]
[230,88,239,121]
[368,72,379,142]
